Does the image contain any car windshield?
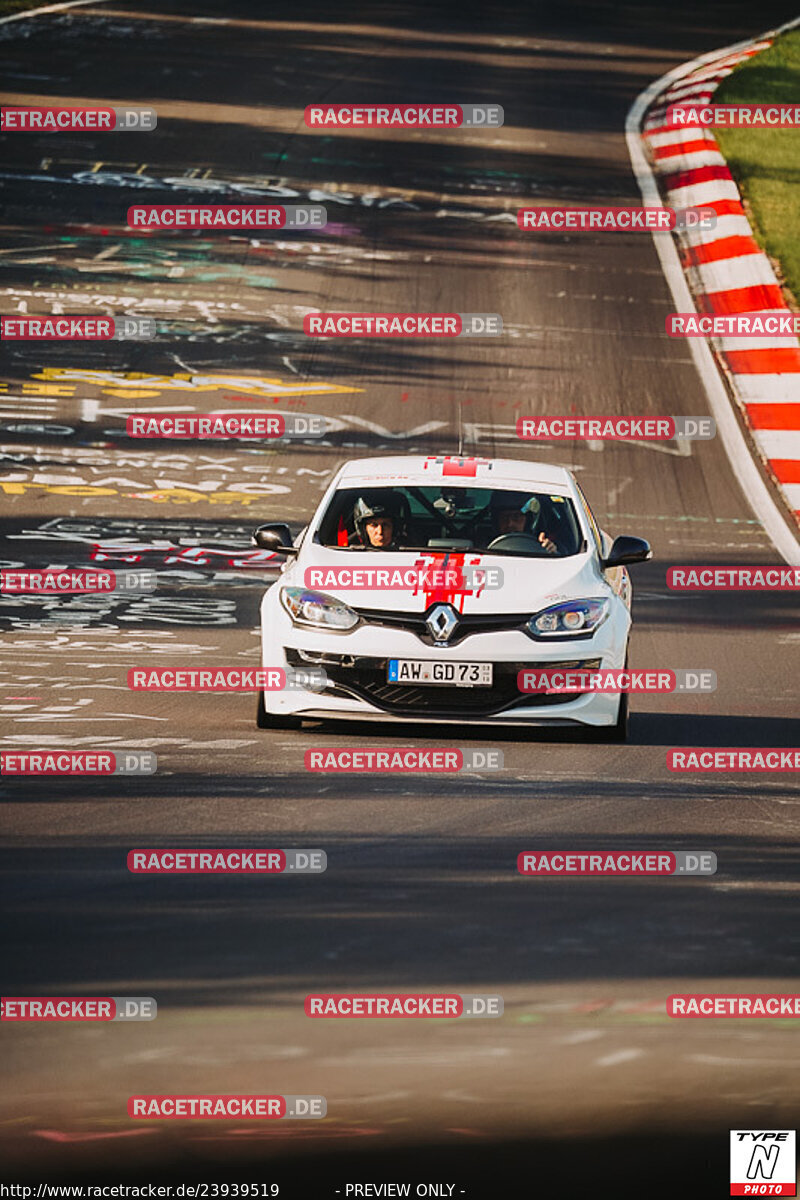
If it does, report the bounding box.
[316,485,585,557]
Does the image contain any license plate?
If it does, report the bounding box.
[388,659,493,687]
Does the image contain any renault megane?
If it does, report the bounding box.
[254,455,651,740]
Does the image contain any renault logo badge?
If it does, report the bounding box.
[426,604,459,643]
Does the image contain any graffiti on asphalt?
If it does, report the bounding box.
[0,592,239,628]
[6,516,268,544]
[29,368,362,399]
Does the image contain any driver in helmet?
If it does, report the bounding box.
[488,492,558,554]
[351,493,402,549]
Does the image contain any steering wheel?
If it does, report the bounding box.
[486,532,546,553]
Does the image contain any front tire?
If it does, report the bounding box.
[577,646,630,742]
[601,643,630,741]
[256,690,302,730]
[605,688,629,742]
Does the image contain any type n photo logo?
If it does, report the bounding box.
[730,1130,796,1195]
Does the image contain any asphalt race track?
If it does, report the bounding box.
[1,0,799,1193]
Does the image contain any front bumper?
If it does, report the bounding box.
[285,647,604,718]
[260,592,629,728]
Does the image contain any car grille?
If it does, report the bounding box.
[352,605,531,647]
[286,649,602,717]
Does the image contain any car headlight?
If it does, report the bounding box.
[527,598,609,639]
[280,586,359,631]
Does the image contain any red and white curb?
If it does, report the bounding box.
[627,19,800,564]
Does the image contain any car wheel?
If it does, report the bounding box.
[601,644,630,742]
[256,690,302,730]
[576,647,630,743]
[605,688,629,742]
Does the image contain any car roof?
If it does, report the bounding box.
[335,455,575,493]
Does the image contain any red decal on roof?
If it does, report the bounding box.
[423,456,492,477]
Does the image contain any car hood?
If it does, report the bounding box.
[289,548,605,615]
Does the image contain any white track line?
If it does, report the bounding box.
[0,0,100,26]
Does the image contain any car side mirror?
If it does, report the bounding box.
[602,535,652,569]
[252,523,297,555]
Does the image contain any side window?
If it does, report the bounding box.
[576,485,603,556]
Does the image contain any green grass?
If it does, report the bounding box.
[0,0,63,13]
[713,29,800,306]
[0,0,47,13]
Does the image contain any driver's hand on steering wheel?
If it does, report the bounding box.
[538,531,558,555]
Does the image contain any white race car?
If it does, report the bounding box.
[255,455,651,740]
